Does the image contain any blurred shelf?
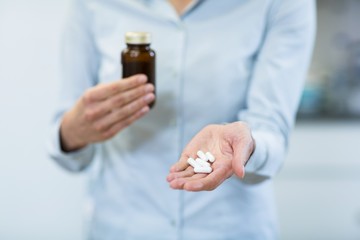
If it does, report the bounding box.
[296,114,360,122]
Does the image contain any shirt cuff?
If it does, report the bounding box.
[244,130,284,178]
[47,118,94,172]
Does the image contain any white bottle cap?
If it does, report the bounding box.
[125,32,151,44]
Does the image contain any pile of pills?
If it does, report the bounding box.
[187,150,216,174]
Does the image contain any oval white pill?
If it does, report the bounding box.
[187,158,201,168]
[194,166,212,174]
[197,150,208,162]
[205,152,215,162]
[195,158,210,167]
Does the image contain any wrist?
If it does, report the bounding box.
[60,114,87,152]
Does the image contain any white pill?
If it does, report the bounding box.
[206,152,215,162]
[187,158,201,168]
[197,150,208,162]
[194,166,212,174]
[195,158,211,167]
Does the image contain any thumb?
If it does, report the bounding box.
[232,138,254,179]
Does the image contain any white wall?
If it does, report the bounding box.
[0,1,84,239]
[275,121,360,240]
[0,1,359,240]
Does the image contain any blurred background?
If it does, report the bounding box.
[0,0,359,239]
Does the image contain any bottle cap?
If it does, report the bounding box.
[125,32,151,44]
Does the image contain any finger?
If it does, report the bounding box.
[101,105,150,139]
[170,155,190,173]
[109,83,154,109]
[85,84,154,121]
[93,93,155,132]
[84,74,147,102]
[169,172,208,190]
[232,137,254,179]
[183,166,230,192]
[166,166,194,182]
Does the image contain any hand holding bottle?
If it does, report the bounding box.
[60,74,155,152]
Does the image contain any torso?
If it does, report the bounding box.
[86,0,277,238]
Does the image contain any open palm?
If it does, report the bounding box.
[167,122,255,191]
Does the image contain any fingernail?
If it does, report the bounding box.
[171,179,184,189]
[166,175,173,182]
[138,75,147,83]
[140,106,149,113]
[144,93,155,102]
[145,84,154,92]
[170,166,177,172]
[241,166,245,179]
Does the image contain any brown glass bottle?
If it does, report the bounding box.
[121,32,156,108]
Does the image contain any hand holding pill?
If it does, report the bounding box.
[167,122,255,192]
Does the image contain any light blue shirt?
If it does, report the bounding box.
[48,0,315,239]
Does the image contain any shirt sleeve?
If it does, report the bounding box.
[47,0,99,172]
[238,0,316,179]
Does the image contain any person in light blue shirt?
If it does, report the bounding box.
[48,0,316,239]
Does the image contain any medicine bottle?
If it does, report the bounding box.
[121,32,156,108]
